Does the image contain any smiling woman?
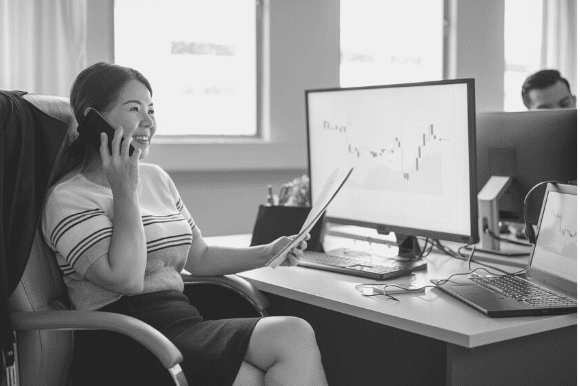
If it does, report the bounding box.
[41,62,328,386]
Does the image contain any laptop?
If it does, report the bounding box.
[433,183,577,317]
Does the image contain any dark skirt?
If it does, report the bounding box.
[72,290,261,386]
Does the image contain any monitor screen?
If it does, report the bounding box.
[531,188,577,283]
[476,109,577,225]
[306,79,478,244]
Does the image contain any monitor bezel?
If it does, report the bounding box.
[305,78,479,244]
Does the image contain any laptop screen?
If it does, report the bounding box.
[531,190,577,283]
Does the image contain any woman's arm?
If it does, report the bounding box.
[85,189,147,294]
[85,128,147,294]
[184,234,309,276]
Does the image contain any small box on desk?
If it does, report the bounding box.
[250,205,325,252]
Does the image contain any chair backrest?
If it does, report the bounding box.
[7,94,78,386]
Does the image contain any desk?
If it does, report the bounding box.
[206,233,577,386]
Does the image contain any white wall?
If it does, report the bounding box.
[173,0,340,236]
[452,0,505,112]
[85,0,510,236]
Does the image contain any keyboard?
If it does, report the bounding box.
[469,275,577,308]
[299,250,427,280]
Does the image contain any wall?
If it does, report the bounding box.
[171,0,340,236]
[85,0,507,236]
[171,169,308,237]
[452,0,505,112]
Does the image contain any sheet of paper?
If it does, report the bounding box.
[266,167,354,268]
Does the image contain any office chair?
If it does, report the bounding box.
[4,92,270,386]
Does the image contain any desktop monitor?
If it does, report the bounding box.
[306,79,479,257]
[476,109,577,227]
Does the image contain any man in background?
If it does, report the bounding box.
[521,69,576,109]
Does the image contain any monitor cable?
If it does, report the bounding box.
[523,180,561,244]
[418,237,434,258]
[422,238,513,274]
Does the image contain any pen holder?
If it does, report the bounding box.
[250,205,325,252]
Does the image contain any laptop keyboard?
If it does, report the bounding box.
[470,275,577,308]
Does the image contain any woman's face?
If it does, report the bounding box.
[102,79,156,159]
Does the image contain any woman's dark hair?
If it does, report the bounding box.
[55,62,152,183]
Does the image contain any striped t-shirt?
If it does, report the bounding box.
[41,163,201,310]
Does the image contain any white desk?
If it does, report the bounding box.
[206,233,577,386]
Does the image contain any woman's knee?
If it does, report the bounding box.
[263,316,320,356]
[282,316,317,344]
[247,316,320,364]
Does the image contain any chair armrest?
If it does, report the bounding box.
[10,310,182,369]
[181,274,270,316]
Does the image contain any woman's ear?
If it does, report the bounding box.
[83,107,92,117]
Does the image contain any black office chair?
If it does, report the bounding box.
[4,92,270,386]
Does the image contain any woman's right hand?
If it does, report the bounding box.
[100,126,142,195]
[89,125,147,295]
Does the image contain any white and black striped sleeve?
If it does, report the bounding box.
[42,189,113,277]
[163,169,202,240]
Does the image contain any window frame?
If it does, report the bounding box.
[114,0,263,141]
[95,0,512,171]
[105,0,313,171]
[338,0,448,88]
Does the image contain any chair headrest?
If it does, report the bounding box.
[22,93,78,145]
[21,93,81,185]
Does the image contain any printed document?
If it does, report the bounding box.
[266,167,354,268]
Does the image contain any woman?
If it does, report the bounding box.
[42,62,328,386]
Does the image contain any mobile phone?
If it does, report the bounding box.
[78,107,135,156]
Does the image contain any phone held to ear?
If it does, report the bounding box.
[78,107,135,156]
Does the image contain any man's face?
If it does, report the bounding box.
[527,80,577,109]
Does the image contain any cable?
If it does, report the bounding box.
[430,240,517,275]
[354,236,533,300]
[456,244,515,274]
[465,243,476,271]
[432,239,464,259]
[419,237,434,258]
[355,267,527,299]
[523,180,560,244]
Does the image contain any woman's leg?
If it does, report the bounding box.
[237,316,328,386]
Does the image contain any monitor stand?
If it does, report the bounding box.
[383,232,423,259]
[466,175,532,258]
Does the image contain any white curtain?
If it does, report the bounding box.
[541,0,577,94]
[0,0,87,97]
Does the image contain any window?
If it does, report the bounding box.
[340,0,444,87]
[503,0,543,111]
[114,0,259,137]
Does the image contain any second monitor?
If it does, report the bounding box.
[306,79,479,257]
[476,108,577,226]
[473,108,577,255]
